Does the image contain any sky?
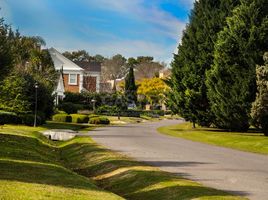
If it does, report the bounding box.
[0,0,194,63]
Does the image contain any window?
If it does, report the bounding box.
[69,74,77,85]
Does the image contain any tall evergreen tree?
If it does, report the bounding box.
[169,0,240,127]
[125,58,137,104]
[206,0,268,131]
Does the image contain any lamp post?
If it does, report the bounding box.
[91,99,97,113]
[34,83,39,127]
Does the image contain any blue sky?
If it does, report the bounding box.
[0,0,194,63]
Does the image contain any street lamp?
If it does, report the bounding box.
[34,83,39,127]
[91,99,97,113]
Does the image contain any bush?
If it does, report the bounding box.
[120,110,141,117]
[96,105,118,115]
[89,117,110,125]
[57,102,83,114]
[21,114,43,126]
[52,114,72,123]
[142,110,165,118]
[70,114,89,123]
[0,111,21,125]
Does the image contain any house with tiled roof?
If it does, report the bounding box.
[48,48,101,104]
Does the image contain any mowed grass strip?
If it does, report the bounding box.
[60,136,247,200]
[0,125,123,200]
[158,122,268,155]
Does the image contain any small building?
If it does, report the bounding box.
[48,48,101,104]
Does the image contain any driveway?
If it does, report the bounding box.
[89,120,268,200]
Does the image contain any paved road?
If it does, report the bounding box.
[89,120,268,200]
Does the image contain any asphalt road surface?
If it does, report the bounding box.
[89,120,268,200]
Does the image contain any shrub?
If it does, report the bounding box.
[21,114,43,126]
[96,105,118,115]
[57,102,83,114]
[89,117,110,125]
[142,110,165,118]
[0,111,21,125]
[120,110,141,117]
[70,114,89,123]
[52,114,72,123]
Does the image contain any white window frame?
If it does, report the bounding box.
[68,74,78,85]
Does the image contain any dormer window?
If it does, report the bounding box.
[69,74,77,85]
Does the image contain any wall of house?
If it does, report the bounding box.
[63,74,80,93]
[83,76,97,92]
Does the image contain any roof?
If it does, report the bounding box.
[74,61,101,72]
[48,48,84,71]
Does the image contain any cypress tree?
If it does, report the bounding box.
[125,64,137,104]
[206,0,268,131]
[169,0,240,127]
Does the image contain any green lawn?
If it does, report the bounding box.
[0,123,247,200]
[158,122,268,155]
[0,124,122,200]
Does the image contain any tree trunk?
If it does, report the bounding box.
[192,121,196,129]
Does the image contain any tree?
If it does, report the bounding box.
[62,50,92,62]
[135,56,165,80]
[169,0,240,127]
[102,54,127,92]
[137,78,169,106]
[125,58,138,104]
[251,53,268,136]
[206,0,268,131]
[0,15,56,118]
[0,18,17,81]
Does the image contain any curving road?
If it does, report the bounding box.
[89,120,268,200]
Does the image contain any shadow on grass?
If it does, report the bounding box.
[95,169,248,199]
[144,161,213,167]
[0,133,59,164]
[0,159,99,191]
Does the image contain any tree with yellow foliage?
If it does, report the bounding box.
[137,78,169,106]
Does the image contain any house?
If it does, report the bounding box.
[48,48,101,104]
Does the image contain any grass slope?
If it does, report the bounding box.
[60,137,246,200]
[0,124,122,200]
[158,122,268,155]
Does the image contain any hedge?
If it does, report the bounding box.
[52,114,72,123]
[70,114,89,123]
[89,117,110,125]
[57,102,84,114]
[0,111,21,125]
[21,114,42,126]
[142,110,165,118]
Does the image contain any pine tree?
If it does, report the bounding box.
[251,53,268,136]
[169,0,240,127]
[206,0,268,131]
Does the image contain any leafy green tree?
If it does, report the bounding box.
[0,18,17,81]
[62,50,92,62]
[251,53,268,136]
[125,58,138,104]
[0,15,56,119]
[169,0,240,127]
[206,0,268,131]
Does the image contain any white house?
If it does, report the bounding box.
[48,48,101,104]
